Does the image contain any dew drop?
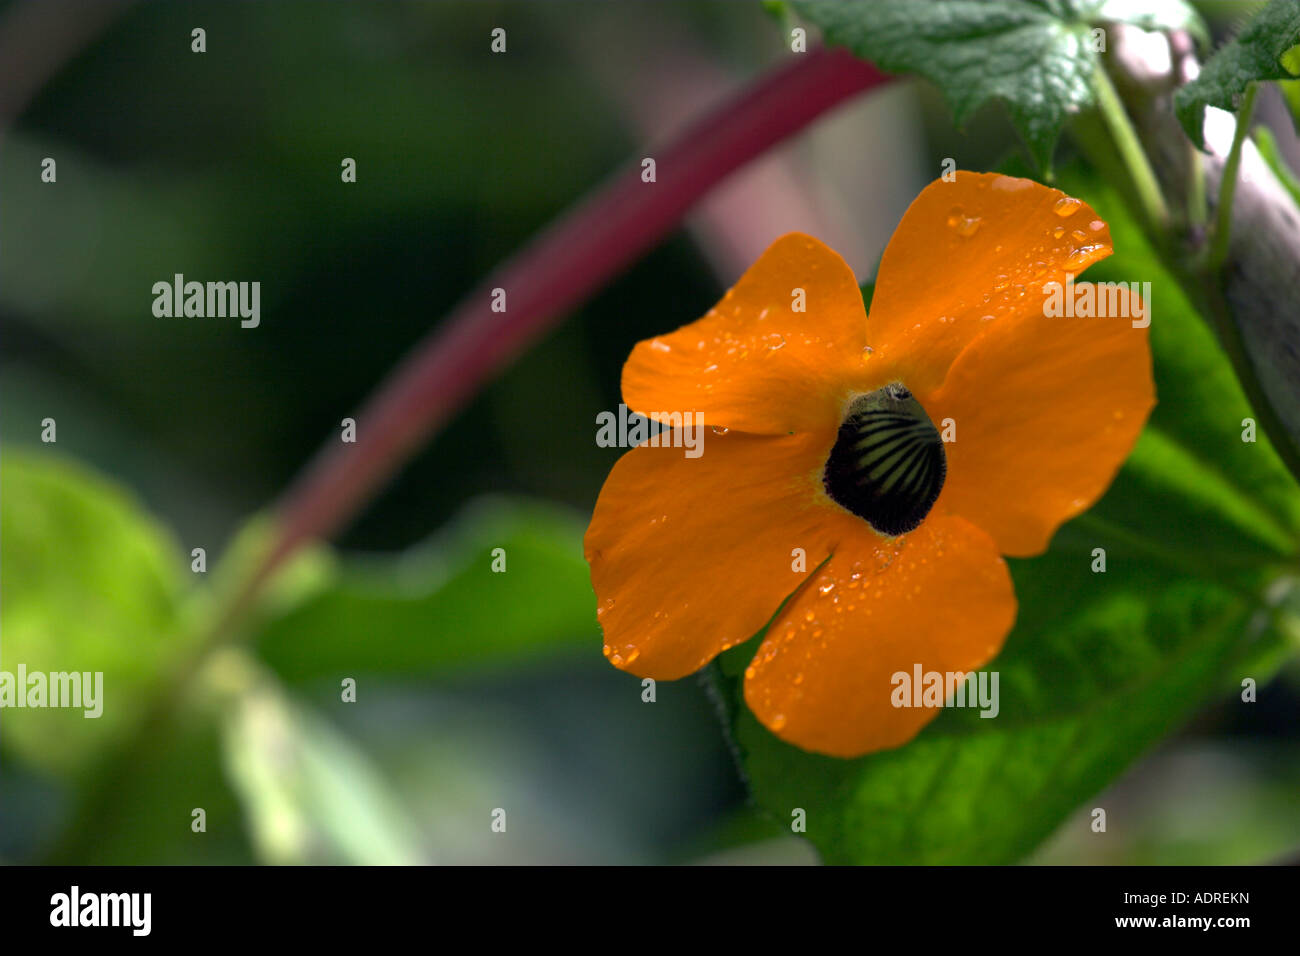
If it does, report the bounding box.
[992,175,1032,192]
[711,425,729,435]
[1053,196,1083,217]
[1052,226,1065,239]
[649,339,671,353]
[1065,244,1104,270]
[770,714,787,730]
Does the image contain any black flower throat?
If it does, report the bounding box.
[823,383,946,537]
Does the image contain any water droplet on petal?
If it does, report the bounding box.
[711,425,729,435]
[992,175,1032,192]
[1054,196,1083,217]
[1065,244,1105,270]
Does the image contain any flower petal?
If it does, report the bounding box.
[743,514,1015,758]
[621,233,873,435]
[867,171,1114,393]
[584,427,870,679]
[929,293,1154,557]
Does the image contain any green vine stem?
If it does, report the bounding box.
[1092,63,1170,233]
[1206,82,1258,272]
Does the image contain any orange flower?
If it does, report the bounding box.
[584,171,1154,757]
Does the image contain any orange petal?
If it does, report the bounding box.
[744,514,1016,758]
[621,233,874,435]
[929,289,1154,557]
[584,427,872,680]
[867,171,1114,394]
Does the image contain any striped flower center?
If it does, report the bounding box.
[823,382,946,537]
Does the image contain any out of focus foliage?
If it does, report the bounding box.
[2,0,1298,865]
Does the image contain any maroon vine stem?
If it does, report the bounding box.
[51,45,892,861]
[249,46,891,615]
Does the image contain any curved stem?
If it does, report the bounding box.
[249,46,890,599]
[1091,63,1169,233]
[46,46,893,862]
[1092,64,1175,234]
[1206,82,1258,272]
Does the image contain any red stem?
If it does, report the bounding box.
[259,46,889,583]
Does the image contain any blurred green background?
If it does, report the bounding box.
[1,0,1297,864]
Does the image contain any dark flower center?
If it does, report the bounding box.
[823,383,946,537]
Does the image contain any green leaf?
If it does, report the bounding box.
[254,497,597,681]
[1174,0,1300,148]
[218,655,425,865]
[721,165,1300,864]
[0,449,192,777]
[794,0,1206,170]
